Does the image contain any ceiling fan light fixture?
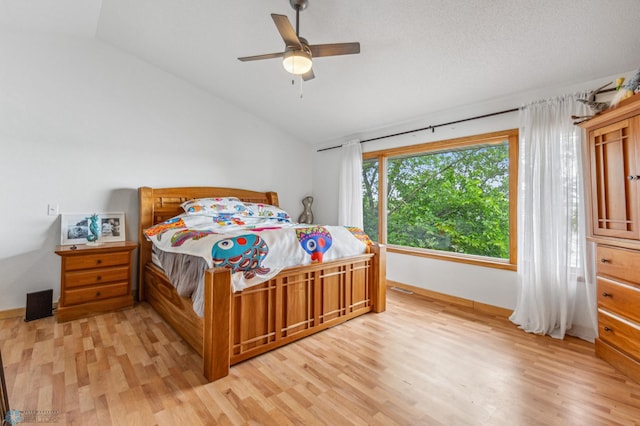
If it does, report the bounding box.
[237,1,360,82]
[282,49,312,75]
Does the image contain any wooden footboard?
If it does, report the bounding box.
[205,247,385,380]
[139,186,387,381]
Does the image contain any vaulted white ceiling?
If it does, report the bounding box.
[4,0,640,145]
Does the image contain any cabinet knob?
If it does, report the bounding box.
[96,259,102,264]
[627,175,640,181]
[600,258,610,263]
[96,291,101,297]
[603,326,612,332]
[601,292,612,297]
[96,276,102,281]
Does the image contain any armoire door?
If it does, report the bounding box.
[589,117,640,239]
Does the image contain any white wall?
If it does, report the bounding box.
[0,30,312,311]
[312,71,634,317]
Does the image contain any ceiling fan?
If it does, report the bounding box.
[237,0,360,81]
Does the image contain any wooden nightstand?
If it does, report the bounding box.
[55,241,137,322]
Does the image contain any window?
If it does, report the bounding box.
[362,157,380,242]
[362,130,518,270]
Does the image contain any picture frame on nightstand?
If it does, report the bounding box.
[98,212,126,243]
[60,212,126,245]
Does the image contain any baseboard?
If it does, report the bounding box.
[388,280,513,318]
[0,302,59,320]
[0,308,24,320]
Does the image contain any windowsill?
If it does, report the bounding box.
[387,245,517,271]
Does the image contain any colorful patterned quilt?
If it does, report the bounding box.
[144,200,372,303]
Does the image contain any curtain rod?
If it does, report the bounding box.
[317,86,620,153]
[316,107,519,152]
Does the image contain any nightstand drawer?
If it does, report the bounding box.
[65,266,129,288]
[598,310,640,358]
[597,245,640,284]
[64,282,129,306]
[598,277,640,323]
[65,252,130,271]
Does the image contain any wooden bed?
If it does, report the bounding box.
[138,186,386,381]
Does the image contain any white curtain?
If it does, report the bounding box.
[338,140,364,228]
[510,93,597,341]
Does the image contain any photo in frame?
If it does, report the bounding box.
[60,212,126,245]
[98,212,125,243]
[60,213,91,245]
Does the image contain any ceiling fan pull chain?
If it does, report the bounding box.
[300,75,304,99]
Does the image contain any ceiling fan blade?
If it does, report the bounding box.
[238,52,284,62]
[302,68,315,81]
[271,14,301,49]
[309,42,360,58]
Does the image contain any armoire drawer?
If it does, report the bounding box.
[596,245,640,284]
[597,277,640,323]
[598,310,640,359]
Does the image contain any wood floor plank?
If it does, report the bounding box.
[2,291,640,425]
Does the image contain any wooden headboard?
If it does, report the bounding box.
[137,186,279,300]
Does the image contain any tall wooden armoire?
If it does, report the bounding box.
[580,93,640,382]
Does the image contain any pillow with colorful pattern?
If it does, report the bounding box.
[244,202,291,223]
[181,197,252,216]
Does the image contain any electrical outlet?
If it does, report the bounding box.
[47,204,59,216]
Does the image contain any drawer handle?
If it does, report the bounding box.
[603,326,613,332]
[96,259,102,264]
[601,292,612,298]
[627,175,640,181]
[96,276,102,281]
[96,291,101,297]
[600,258,611,263]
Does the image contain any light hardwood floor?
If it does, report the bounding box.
[1,290,640,425]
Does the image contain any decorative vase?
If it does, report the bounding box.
[298,196,314,224]
[86,214,102,245]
